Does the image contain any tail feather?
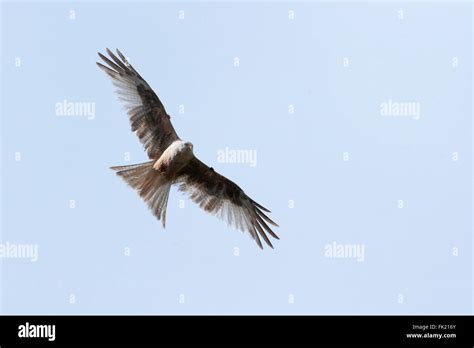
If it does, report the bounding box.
[112,161,171,227]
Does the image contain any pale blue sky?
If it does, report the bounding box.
[0,0,472,314]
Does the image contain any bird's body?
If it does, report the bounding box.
[97,49,279,249]
[153,140,194,175]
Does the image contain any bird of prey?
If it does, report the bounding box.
[97,49,279,249]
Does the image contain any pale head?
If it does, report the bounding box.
[184,142,194,152]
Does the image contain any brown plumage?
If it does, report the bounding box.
[98,49,279,249]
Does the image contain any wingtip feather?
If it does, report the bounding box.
[251,199,271,213]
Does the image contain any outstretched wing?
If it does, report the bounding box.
[97,48,180,159]
[176,157,279,249]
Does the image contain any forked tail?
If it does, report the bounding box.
[111,161,171,227]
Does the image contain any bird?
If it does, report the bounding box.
[96,49,279,249]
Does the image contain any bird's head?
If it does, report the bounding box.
[184,142,194,152]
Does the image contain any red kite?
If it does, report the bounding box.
[97,49,279,249]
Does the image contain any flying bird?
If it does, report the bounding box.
[97,49,279,249]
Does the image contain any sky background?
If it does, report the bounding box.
[0,0,472,314]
